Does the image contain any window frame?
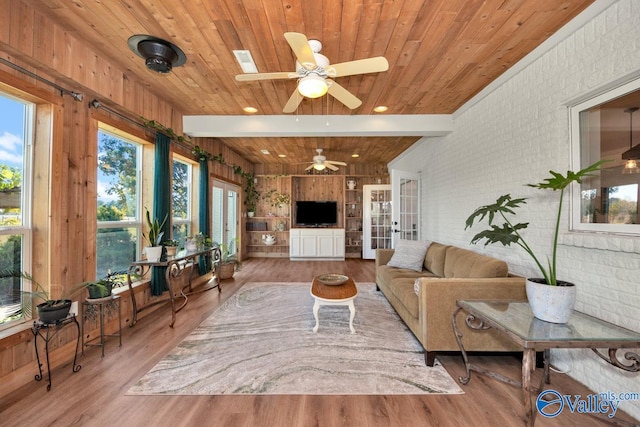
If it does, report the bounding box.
[96,124,144,277]
[0,92,34,328]
[570,76,640,235]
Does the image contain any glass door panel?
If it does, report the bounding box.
[391,170,420,246]
[212,180,239,255]
[363,184,392,259]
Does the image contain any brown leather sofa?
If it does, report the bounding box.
[375,242,526,366]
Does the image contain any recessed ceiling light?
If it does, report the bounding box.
[278,154,287,158]
[351,154,360,158]
[233,50,258,73]
[373,105,388,113]
[243,106,258,113]
[260,149,270,155]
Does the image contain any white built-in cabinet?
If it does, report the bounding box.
[290,228,345,260]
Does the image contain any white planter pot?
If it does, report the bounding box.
[526,278,576,324]
[247,211,255,218]
[144,246,163,262]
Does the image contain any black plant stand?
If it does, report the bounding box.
[31,314,82,391]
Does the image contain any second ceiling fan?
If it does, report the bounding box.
[235,32,389,113]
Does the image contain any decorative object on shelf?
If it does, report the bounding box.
[347,179,357,190]
[262,234,277,245]
[316,274,349,286]
[142,208,167,262]
[465,160,608,323]
[264,189,291,216]
[277,221,285,231]
[0,270,72,323]
[163,239,180,257]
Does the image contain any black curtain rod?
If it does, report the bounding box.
[89,99,194,152]
[0,57,83,101]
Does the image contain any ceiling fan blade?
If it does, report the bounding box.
[326,160,348,166]
[305,164,314,171]
[329,57,389,77]
[284,32,317,69]
[283,89,304,113]
[325,163,339,171]
[235,72,296,81]
[327,80,362,110]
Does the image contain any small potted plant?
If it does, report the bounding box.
[142,208,167,262]
[465,160,607,323]
[0,270,72,323]
[163,239,180,257]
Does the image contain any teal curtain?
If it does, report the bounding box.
[151,132,171,296]
[198,158,211,274]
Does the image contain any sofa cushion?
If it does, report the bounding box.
[443,246,509,278]
[389,278,420,318]
[378,264,426,285]
[387,239,431,272]
[424,242,448,276]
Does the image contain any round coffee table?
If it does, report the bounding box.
[310,275,358,333]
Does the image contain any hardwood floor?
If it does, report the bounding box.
[1,258,638,426]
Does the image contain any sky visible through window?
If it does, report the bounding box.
[0,96,24,169]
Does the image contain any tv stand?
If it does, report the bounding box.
[290,228,345,260]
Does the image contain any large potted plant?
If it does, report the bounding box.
[465,160,607,323]
[217,239,240,280]
[244,176,260,218]
[142,208,167,262]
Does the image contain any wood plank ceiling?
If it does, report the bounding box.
[21,0,594,168]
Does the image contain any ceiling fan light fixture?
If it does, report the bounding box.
[623,159,640,174]
[313,163,327,171]
[298,74,328,98]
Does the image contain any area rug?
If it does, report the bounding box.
[127,282,464,395]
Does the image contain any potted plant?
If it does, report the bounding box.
[244,176,260,218]
[216,239,240,280]
[142,208,167,262]
[163,239,180,257]
[464,160,607,323]
[0,270,72,323]
[82,270,127,299]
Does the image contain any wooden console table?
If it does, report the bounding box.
[126,246,221,328]
[452,300,640,426]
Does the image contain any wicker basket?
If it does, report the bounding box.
[218,262,236,280]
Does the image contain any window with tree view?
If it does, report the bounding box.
[97,128,141,278]
[172,159,192,244]
[0,93,33,326]
[571,78,640,234]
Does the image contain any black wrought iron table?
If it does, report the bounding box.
[31,314,82,390]
[126,246,221,327]
[452,300,640,426]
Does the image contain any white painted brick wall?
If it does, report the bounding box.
[417,0,640,420]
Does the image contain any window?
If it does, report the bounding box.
[570,77,640,234]
[96,126,141,277]
[172,158,193,243]
[0,93,33,326]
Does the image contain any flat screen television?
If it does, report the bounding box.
[295,201,338,227]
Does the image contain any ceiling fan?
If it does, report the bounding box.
[235,32,389,113]
[305,149,347,171]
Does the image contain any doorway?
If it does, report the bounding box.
[212,179,240,256]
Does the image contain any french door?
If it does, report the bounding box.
[212,179,239,256]
[391,170,420,247]
[362,184,392,259]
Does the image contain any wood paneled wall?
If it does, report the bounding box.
[0,0,236,393]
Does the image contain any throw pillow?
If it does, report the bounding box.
[387,239,431,272]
